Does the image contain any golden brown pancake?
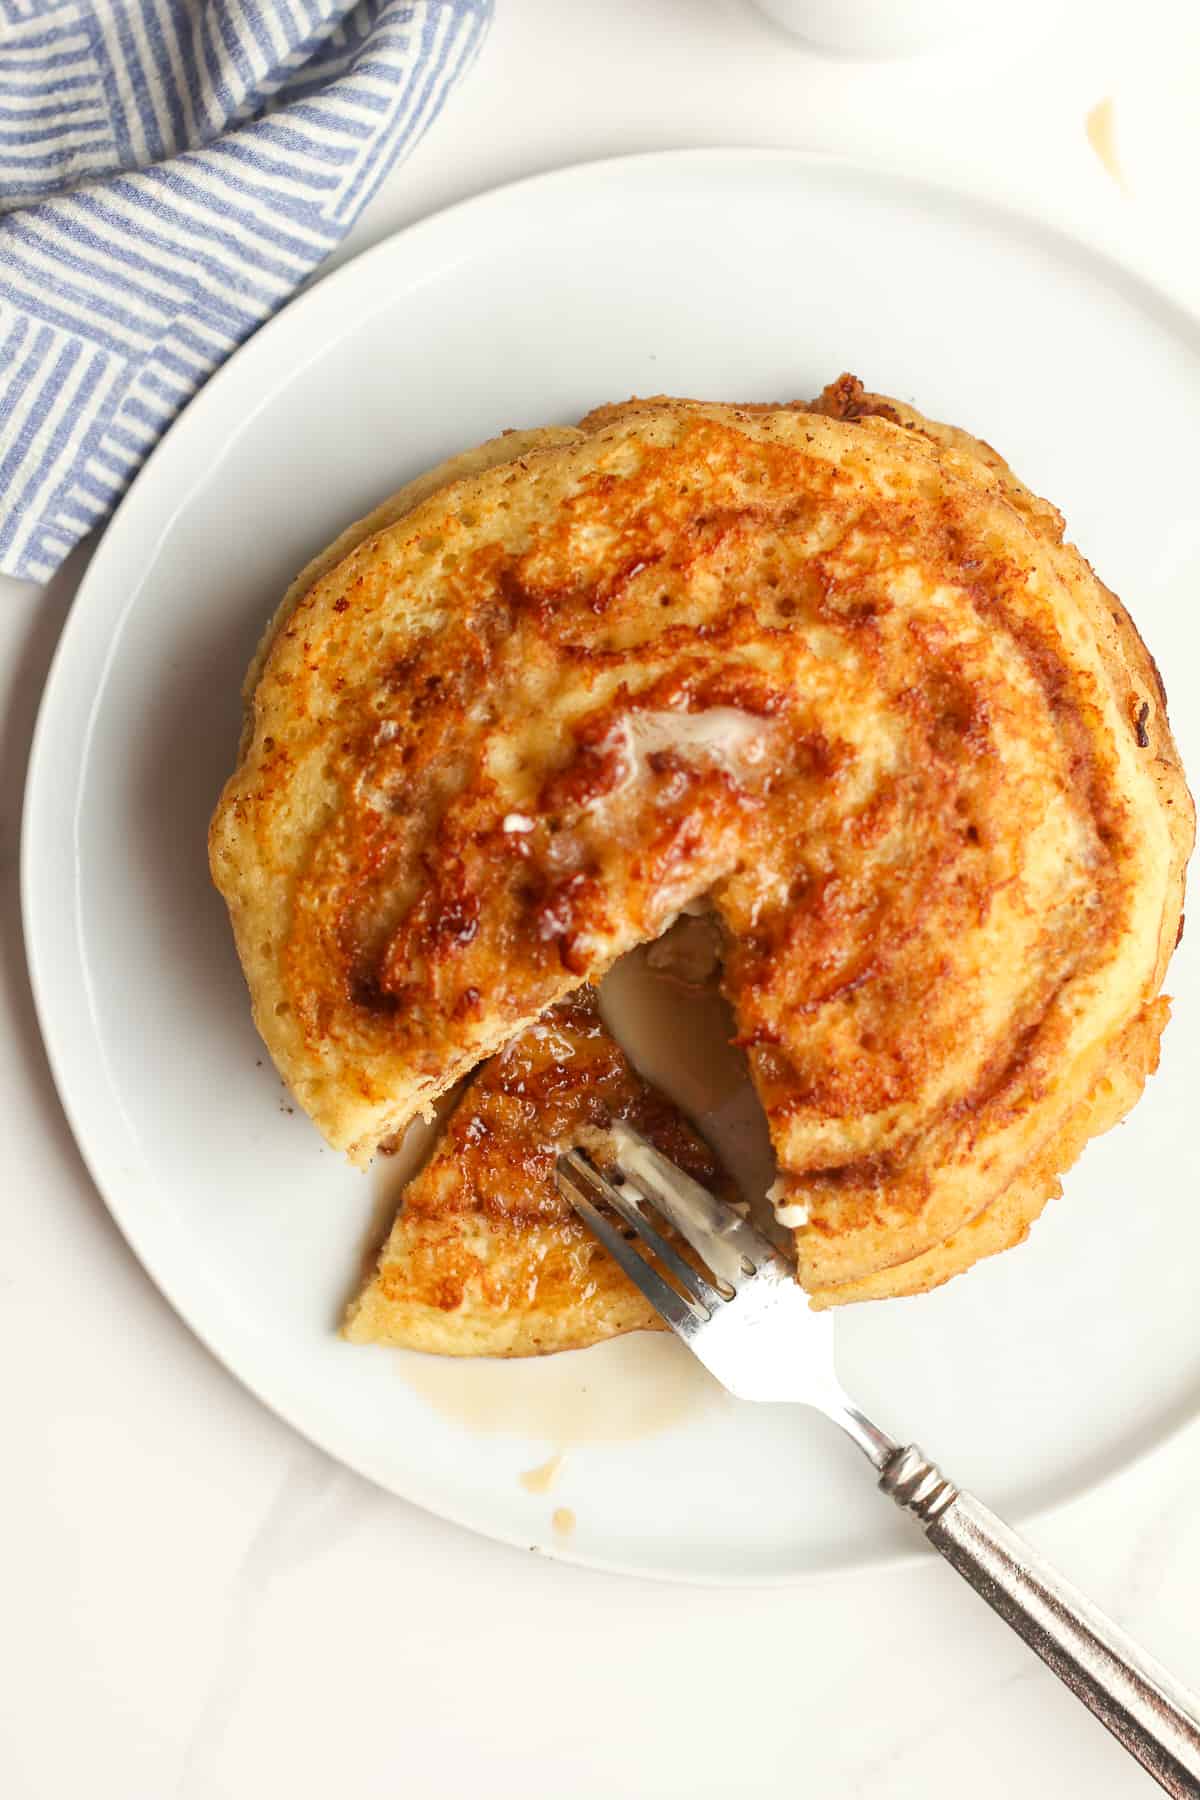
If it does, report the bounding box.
[211,377,1193,1318]
[343,989,729,1356]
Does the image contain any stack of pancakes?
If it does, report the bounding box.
[210,377,1193,1353]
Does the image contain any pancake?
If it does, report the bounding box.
[343,988,729,1356]
[211,377,1192,1319]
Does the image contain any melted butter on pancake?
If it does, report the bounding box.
[599,706,776,803]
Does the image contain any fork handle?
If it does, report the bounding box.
[880,1446,1200,1796]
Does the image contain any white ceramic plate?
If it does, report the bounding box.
[24,152,1200,1583]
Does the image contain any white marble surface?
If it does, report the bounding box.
[3,2,1199,1795]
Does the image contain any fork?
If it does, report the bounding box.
[556,1121,1200,1798]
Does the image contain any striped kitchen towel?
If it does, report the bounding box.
[0,0,491,583]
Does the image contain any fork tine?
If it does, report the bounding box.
[606,1121,780,1289]
[555,1151,705,1336]
[558,1149,725,1311]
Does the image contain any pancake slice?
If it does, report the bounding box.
[343,990,731,1356]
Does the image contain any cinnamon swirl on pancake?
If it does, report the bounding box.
[210,378,1192,1323]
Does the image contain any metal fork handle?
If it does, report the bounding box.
[881,1447,1200,1797]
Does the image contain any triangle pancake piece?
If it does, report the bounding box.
[343,989,730,1357]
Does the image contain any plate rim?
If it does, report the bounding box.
[21,145,1200,1587]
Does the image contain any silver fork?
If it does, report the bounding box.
[557,1122,1200,1798]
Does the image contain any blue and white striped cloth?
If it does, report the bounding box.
[0,0,490,582]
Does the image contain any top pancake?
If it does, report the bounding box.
[210,378,1192,1307]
